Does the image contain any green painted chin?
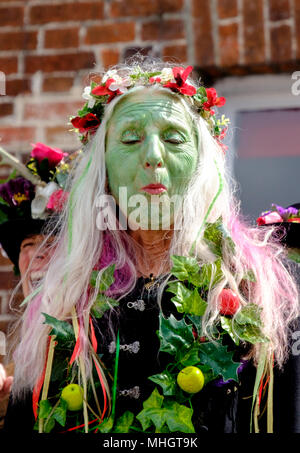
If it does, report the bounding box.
[105,88,199,229]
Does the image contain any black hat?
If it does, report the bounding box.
[257,203,300,248]
[0,217,46,268]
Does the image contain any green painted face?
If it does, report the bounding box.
[105,89,199,229]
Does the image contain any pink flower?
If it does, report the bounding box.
[46,189,68,212]
[202,88,226,115]
[256,211,283,225]
[31,143,68,168]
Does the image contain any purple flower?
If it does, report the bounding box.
[0,177,35,207]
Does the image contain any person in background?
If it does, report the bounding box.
[0,143,78,428]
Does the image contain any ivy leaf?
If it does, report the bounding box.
[44,417,55,433]
[221,305,269,345]
[220,316,240,346]
[158,314,194,361]
[148,372,177,396]
[287,251,300,263]
[91,294,119,319]
[186,314,203,337]
[137,407,167,432]
[170,255,202,286]
[179,344,202,367]
[52,399,67,427]
[199,259,224,290]
[98,416,114,433]
[164,400,195,433]
[90,264,115,291]
[235,303,263,327]
[143,387,164,410]
[198,341,240,382]
[136,388,164,431]
[113,411,135,433]
[233,322,269,344]
[203,220,223,257]
[166,282,207,316]
[42,313,75,348]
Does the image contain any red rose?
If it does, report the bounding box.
[218,288,240,316]
[31,143,68,168]
[71,113,100,133]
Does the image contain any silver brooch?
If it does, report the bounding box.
[109,340,140,354]
[119,386,140,399]
[127,299,145,311]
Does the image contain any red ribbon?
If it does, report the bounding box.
[69,324,81,365]
[32,336,51,419]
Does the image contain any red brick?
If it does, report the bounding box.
[110,0,184,17]
[162,44,187,63]
[24,101,83,121]
[85,22,135,44]
[219,23,239,66]
[217,0,238,18]
[0,57,18,75]
[0,31,37,52]
[24,52,95,74]
[0,103,13,117]
[0,6,24,26]
[44,28,79,49]
[0,127,36,145]
[193,0,215,67]
[101,48,120,69]
[29,2,104,24]
[0,271,18,290]
[269,0,290,21]
[243,0,265,64]
[6,78,31,96]
[42,76,74,92]
[270,25,292,62]
[141,19,185,41]
[45,126,80,150]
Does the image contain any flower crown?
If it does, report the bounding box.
[70,65,230,152]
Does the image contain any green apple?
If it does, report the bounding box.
[177,366,205,393]
[61,383,84,411]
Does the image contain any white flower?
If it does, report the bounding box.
[109,77,132,93]
[102,70,119,84]
[159,68,175,83]
[31,181,59,219]
[82,86,96,108]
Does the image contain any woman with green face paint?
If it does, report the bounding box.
[6,60,300,434]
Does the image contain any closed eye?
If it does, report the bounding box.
[121,130,142,144]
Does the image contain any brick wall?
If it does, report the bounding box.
[0,0,299,338]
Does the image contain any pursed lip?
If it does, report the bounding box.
[140,183,167,194]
